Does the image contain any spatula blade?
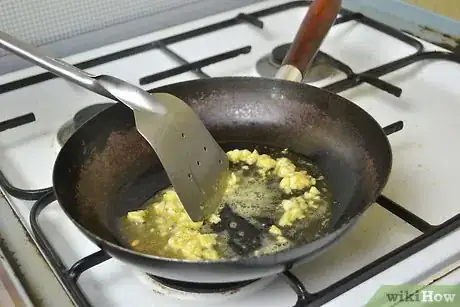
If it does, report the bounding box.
[0,31,229,221]
[132,93,229,221]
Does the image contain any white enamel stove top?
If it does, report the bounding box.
[1,0,460,306]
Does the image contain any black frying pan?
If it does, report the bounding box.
[52,0,392,283]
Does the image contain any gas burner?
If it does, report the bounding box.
[256,43,336,83]
[56,103,114,148]
[136,273,277,302]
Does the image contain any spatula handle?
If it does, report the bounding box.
[0,31,166,114]
[0,31,113,99]
[275,0,342,82]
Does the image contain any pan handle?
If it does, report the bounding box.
[275,0,342,82]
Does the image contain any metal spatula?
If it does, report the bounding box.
[0,31,229,222]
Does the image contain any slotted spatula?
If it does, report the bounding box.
[0,31,229,222]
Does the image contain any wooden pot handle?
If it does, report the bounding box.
[275,0,342,82]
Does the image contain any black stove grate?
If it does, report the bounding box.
[1,1,460,307]
[0,113,36,133]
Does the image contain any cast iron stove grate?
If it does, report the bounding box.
[1,1,460,306]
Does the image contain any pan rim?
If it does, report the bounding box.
[52,76,393,266]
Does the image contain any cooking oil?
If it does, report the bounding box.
[120,144,333,260]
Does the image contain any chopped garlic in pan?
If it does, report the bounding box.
[121,148,331,261]
[126,188,221,260]
[226,149,259,165]
[279,171,315,194]
[126,210,146,224]
[273,157,296,177]
[256,154,277,170]
[278,186,322,227]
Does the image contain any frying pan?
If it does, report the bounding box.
[52,0,392,283]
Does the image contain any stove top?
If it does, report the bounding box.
[1,0,460,306]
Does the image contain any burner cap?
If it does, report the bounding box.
[256,43,336,83]
[73,103,114,130]
[271,43,291,66]
[149,275,258,293]
[136,272,277,302]
[56,103,114,147]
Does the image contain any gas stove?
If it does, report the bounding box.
[1,0,460,306]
